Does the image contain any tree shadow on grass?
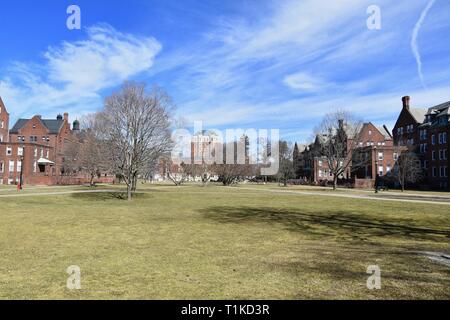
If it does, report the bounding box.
[201,206,450,242]
[71,191,151,201]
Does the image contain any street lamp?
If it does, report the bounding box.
[19,146,25,190]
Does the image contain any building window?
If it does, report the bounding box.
[393,153,398,161]
[18,147,23,156]
[378,152,384,161]
[6,147,12,156]
[420,129,428,140]
[432,167,437,177]
[432,151,436,161]
[444,149,448,160]
[432,134,436,145]
[17,161,22,173]
[33,161,37,173]
[0,161,3,173]
[34,148,38,157]
[9,160,14,173]
[444,132,448,144]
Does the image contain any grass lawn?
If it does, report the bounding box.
[0,184,449,299]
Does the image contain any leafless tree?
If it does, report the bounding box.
[99,82,173,200]
[213,140,253,186]
[392,149,423,192]
[315,110,363,190]
[62,114,108,186]
[277,141,294,187]
[165,159,188,186]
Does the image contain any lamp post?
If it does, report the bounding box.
[19,146,25,190]
[374,146,379,193]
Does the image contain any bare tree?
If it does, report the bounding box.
[62,114,108,186]
[315,110,363,190]
[100,82,173,200]
[165,159,188,186]
[392,149,423,192]
[277,141,294,187]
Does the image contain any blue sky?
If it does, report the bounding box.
[1,0,449,143]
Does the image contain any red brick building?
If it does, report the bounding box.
[393,96,449,190]
[419,102,449,189]
[351,123,395,186]
[0,97,9,143]
[0,98,113,186]
[297,122,395,188]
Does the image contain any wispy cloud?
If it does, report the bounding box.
[411,0,437,89]
[0,24,161,120]
[283,72,328,92]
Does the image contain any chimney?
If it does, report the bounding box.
[64,113,69,122]
[402,96,410,110]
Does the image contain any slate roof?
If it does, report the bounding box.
[427,101,450,116]
[409,108,427,123]
[10,118,65,134]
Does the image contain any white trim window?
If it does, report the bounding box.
[6,146,12,156]
[9,160,14,173]
[0,161,3,173]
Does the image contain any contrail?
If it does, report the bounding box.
[411,0,436,89]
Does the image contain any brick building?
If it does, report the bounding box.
[0,98,9,143]
[393,96,449,190]
[297,122,395,188]
[0,98,113,186]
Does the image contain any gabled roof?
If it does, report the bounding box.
[427,101,450,116]
[376,125,393,139]
[0,97,9,114]
[428,101,450,114]
[10,118,65,134]
[409,108,427,123]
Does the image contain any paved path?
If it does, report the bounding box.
[1,185,450,205]
[235,187,450,206]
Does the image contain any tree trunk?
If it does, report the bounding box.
[333,176,338,190]
[127,184,132,201]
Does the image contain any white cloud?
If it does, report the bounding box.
[0,24,161,119]
[283,72,327,92]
